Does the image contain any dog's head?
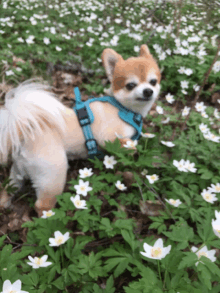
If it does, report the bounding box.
[102,45,161,117]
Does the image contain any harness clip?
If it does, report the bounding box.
[76,107,90,126]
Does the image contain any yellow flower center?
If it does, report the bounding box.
[84,172,89,176]
[55,236,64,245]
[75,200,82,207]
[170,200,177,205]
[35,257,43,265]
[9,291,17,293]
[204,193,212,201]
[198,251,207,259]
[215,186,220,191]
[80,186,85,191]
[46,211,53,217]
[150,175,156,180]
[151,247,162,258]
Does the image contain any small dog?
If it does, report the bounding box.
[0,44,161,216]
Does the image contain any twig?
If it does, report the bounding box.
[141,180,176,223]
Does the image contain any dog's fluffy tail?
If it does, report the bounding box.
[0,80,67,164]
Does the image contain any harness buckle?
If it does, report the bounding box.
[133,113,142,126]
[85,138,98,152]
[76,107,90,126]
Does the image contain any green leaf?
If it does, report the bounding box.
[0,235,7,248]
[178,252,197,269]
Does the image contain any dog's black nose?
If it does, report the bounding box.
[143,88,153,99]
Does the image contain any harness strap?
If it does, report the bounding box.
[74,88,103,159]
[73,87,143,159]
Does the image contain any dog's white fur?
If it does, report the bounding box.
[0,45,161,216]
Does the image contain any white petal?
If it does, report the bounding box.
[63,232,70,241]
[143,242,152,253]
[54,231,62,238]
[41,255,48,262]
[41,261,52,267]
[12,280,22,291]
[49,238,57,246]
[154,238,163,248]
[28,256,35,262]
[3,280,12,291]
[191,246,198,253]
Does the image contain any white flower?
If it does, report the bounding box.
[181,80,189,89]
[208,133,220,143]
[201,189,217,204]
[140,238,171,260]
[79,168,93,178]
[184,68,193,76]
[41,210,55,218]
[191,246,216,266]
[184,160,197,173]
[146,174,159,184]
[201,111,208,118]
[165,198,182,207]
[141,169,148,176]
[178,66,185,74]
[156,105,164,114]
[208,183,220,193]
[103,155,117,169]
[134,45,139,52]
[1,280,29,293]
[161,141,175,147]
[115,180,127,191]
[56,46,62,51]
[173,159,188,172]
[5,70,14,76]
[49,231,70,246]
[199,123,209,133]
[17,37,24,42]
[193,84,200,91]
[70,194,87,209]
[141,132,155,138]
[165,93,175,104]
[212,211,220,238]
[158,52,166,60]
[27,255,52,269]
[162,117,170,124]
[74,179,92,196]
[43,37,50,45]
[213,61,220,73]
[214,109,220,119]
[26,35,35,44]
[182,106,191,116]
[123,140,138,148]
[195,102,206,112]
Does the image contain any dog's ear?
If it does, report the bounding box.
[139,44,151,58]
[102,48,123,82]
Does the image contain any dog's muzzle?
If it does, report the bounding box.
[136,88,153,102]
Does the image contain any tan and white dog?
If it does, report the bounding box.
[0,44,161,216]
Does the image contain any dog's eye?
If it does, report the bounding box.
[150,79,157,86]
[126,83,137,91]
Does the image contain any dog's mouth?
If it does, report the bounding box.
[136,97,152,102]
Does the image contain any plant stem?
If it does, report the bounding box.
[158,260,162,283]
[163,267,167,290]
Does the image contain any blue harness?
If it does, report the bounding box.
[73,87,143,159]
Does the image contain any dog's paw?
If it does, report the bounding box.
[119,138,137,151]
[0,189,12,209]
